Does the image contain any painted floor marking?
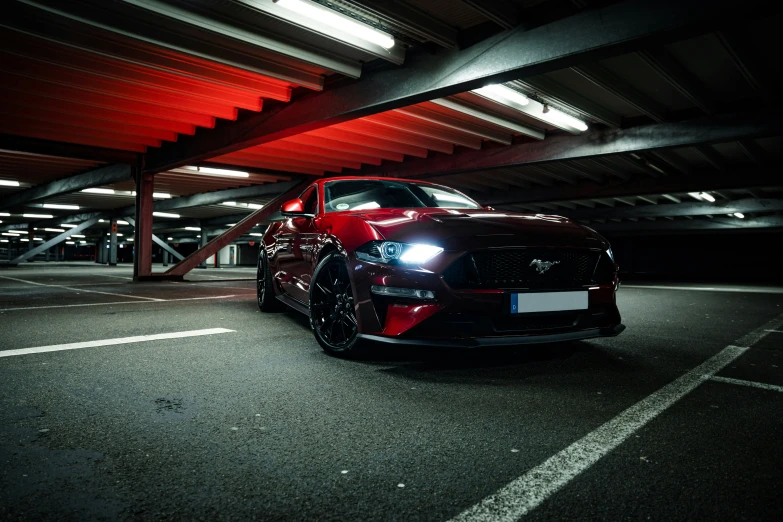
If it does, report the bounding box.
[622,284,783,294]
[0,328,235,358]
[448,312,783,522]
[0,294,249,312]
[709,376,783,393]
[0,275,162,301]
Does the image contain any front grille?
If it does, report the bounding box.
[443,248,600,290]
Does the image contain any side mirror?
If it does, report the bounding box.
[281,198,308,217]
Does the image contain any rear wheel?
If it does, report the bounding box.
[309,253,361,356]
[257,250,284,312]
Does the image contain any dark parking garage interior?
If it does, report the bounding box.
[1,0,782,520]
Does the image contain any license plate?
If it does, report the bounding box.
[510,291,588,314]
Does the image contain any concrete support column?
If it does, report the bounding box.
[26,232,34,262]
[109,219,118,266]
[198,229,208,269]
[45,237,51,262]
[133,170,154,280]
[215,246,221,268]
[162,242,168,267]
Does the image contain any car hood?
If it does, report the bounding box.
[351,208,607,250]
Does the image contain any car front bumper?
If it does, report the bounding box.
[358,323,626,348]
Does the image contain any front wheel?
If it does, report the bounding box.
[257,250,284,312]
[309,253,362,356]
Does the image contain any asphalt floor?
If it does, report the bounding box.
[1,262,781,521]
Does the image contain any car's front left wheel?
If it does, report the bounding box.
[257,250,284,312]
[309,252,361,356]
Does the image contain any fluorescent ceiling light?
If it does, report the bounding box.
[20,238,29,242]
[542,105,588,131]
[0,212,10,217]
[247,203,264,210]
[117,220,129,225]
[66,241,75,245]
[733,212,745,219]
[0,180,20,187]
[99,219,106,223]
[471,84,588,133]
[222,201,237,206]
[274,0,395,49]
[117,233,123,237]
[34,237,43,241]
[167,237,174,240]
[249,233,264,237]
[61,224,77,228]
[153,212,180,218]
[71,234,85,238]
[43,228,64,232]
[185,227,201,231]
[43,203,79,210]
[127,238,134,242]
[187,166,249,178]
[153,193,172,199]
[0,239,7,243]
[80,240,86,244]
[472,84,529,107]
[699,192,715,202]
[1,232,20,236]
[23,213,53,219]
[225,223,237,227]
[82,188,115,195]
[688,192,702,201]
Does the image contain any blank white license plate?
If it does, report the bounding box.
[510,291,588,314]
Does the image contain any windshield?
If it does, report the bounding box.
[323,180,481,213]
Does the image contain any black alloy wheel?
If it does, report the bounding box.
[257,250,284,312]
[309,253,361,356]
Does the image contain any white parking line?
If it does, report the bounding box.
[709,376,783,393]
[0,294,248,312]
[0,328,235,358]
[0,275,162,301]
[622,284,783,294]
[448,311,783,522]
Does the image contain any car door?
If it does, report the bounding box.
[276,186,319,303]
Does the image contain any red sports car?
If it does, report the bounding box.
[258,177,624,356]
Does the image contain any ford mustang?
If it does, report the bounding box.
[257,177,624,356]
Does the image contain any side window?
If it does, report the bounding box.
[301,187,318,215]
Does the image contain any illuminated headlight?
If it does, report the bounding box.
[356,241,443,265]
[371,285,435,300]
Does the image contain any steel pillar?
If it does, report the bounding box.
[109,219,118,266]
[198,230,208,269]
[133,170,154,280]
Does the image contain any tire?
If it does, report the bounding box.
[257,250,285,312]
[309,252,362,356]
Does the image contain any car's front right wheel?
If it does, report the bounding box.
[309,252,361,356]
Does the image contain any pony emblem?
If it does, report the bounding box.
[529,259,560,274]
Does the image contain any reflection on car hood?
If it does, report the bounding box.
[353,208,606,250]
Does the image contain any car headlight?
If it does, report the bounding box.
[355,241,443,265]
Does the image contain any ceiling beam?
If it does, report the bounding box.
[593,215,783,233]
[572,62,669,122]
[637,49,716,115]
[482,167,781,206]
[366,109,783,180]
[0,133,139,164]
[459,0,520,29]
[143,0,773,173]
[563,198,783,220]
[717,29,779,106]
[0,164,132,210]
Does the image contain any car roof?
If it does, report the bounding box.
[313,176,431,186]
